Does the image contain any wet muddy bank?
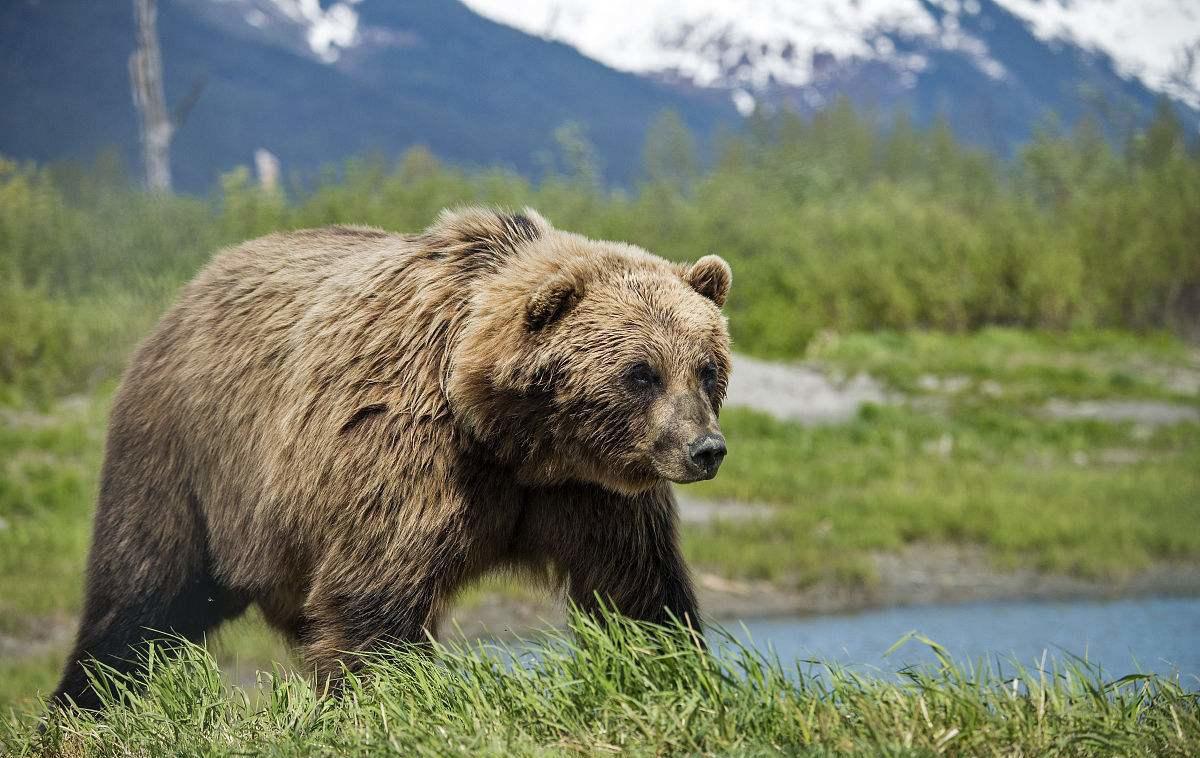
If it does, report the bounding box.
[444,545,1200,641]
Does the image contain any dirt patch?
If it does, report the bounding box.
[1043,399,1200,426]
[0,613,74,660]
[676,494,773,525]
[1156,367,1200,396]
[0,395,92,430]
[724,352,1200,428]
[724,355,887,424]
[8,557,1198,659]
[441,545,1200,641]
[689,545,1200,623]
[865,544,1200,609]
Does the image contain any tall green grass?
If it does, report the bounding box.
[6,610,1197,756]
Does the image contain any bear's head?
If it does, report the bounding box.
[444,208,732,496]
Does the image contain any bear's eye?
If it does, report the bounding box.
[699,361,719,392]
[625,361,661,391]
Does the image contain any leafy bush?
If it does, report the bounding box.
[2,101,1197,400]
[0,280,160,405]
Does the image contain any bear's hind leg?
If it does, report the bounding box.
[52,480,248,711]
[53,569,248,711]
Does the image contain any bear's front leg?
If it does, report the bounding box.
[303,579,437,688]
[517,483,700,630]
[300,536,465,688]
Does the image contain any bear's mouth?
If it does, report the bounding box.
[664,463,722,484]
[679,470,718,483]
[654,453,725,485]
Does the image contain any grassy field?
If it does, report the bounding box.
[2,108,1199,748]
[686,330,1200,584]
[4,611,1197,756]
[687,404,1200,585]
[2,329,1198,715]
[806,328,1200,403]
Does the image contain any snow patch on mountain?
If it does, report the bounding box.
[460,0,939,88]
[994,0,1200,108]
[263,0,360,62]
[460,0,1200,109]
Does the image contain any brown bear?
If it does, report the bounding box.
[53,207,732,710]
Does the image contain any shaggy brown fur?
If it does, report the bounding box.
[53,207,732,710]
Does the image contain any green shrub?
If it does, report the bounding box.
[2,101,1197,402]
[0,281,158,405]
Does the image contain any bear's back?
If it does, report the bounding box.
[130,225,406,414]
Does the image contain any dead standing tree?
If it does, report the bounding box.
[130,0,172,192]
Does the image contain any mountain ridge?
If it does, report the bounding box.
[463,0,1200,149]
[462,0,1200,110]
[1,0,735,191]
[2,0,1196,192]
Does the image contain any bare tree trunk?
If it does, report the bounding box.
[254,148,281,193]
[129,0,172,192]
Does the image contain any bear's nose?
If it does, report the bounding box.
[688,433,727,475]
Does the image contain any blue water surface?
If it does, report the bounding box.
[721,596,1200,686]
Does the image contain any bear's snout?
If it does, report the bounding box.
[687,433,727,479]
[655,426,727,484]
[648,388,727,485]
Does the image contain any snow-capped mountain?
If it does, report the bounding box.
[3,0,1196,192]
[177,0,364,64]
[1,0,735,191]
[998,0,1200,108]
[462,0,1200,120]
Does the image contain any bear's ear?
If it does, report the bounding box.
[684,255,731,307]
[526,274,580,331]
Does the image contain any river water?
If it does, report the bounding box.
[722,596,1200,686]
